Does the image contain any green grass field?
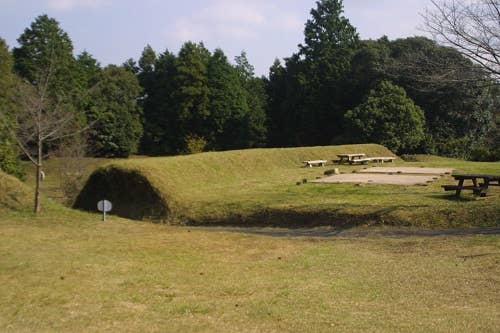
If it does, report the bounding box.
[68,144,499,228]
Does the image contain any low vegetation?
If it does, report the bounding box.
[0,205,498,332]
[0,170,31,212]
[73,144,499,228]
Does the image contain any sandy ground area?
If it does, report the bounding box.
[311,173,437,185]
[359,167,454,174]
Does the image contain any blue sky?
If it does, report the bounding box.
[0,0,432,76]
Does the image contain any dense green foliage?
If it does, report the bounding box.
[267,0,360,147]
[87,66,143,157]
[1,2,498,162]
[0,38,23,178]
[384,37,497,157]
[266,0,497,158]
[13,15,76,98]
[137,45,268,155]
[344,81,425,153]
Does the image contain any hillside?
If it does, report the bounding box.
[0,171,32,212]
[74,144,500,227]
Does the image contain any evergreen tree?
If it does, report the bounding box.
[74,51,101,125]
[235,52,267,147]
[13,15,76,97]
[300,0,359,144]
[140,49,178,155]
[137,45,157,99]
[75,50,101,90]
[12,14,85,163]
[138,45,156,73]
[123,58,139,74]
[266,56,310,147]
[266,0,360,147]
[87,65,143,157]
[171,42,211,152]
[0,38,23,178]
[207,49,248,149]
[344,81,425,154]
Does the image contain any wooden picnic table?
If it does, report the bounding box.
[442,174,500,197]
[336,153,366,165]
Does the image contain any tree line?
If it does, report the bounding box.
[1,0,499,183]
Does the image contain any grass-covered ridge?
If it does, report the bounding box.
[0,170,32,212]
[74,144,499,227]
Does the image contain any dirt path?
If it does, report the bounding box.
[311,166,456,186]
[195,226,500,238]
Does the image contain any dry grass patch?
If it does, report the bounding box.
[0,208,499,332]
[0,171,32,212]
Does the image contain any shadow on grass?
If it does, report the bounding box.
[202,226,500,238]
[183,205,429,229]
[426,193,480,202]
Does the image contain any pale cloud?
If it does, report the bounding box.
[47,0,108,11]
[169,0,302,42]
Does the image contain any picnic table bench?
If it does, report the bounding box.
[303,160,327,167]
[442,174,500,197]
[367,156,396,163]
[334,154,396,165]
[335,153,367,165]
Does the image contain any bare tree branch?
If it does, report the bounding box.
[421,0,500,80]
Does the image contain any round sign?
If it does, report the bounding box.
[97,200,112,212]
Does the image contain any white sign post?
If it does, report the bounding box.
[97,200,112,221]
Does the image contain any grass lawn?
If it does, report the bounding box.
[1,206,499,332]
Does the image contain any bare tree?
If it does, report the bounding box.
[422,0,500,80]
[12,60,86,214]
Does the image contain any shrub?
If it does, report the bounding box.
[469,147,500,162]
[344,80,425,154]
[184,134,207,154]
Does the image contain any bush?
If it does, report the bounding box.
[184,134,207,154]
[437,136,469,159]
[469,147,500,162]
[0,121,24,179]
[344,80,425,154]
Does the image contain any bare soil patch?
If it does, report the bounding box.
[359,167,454,174]
[311,173,437,185]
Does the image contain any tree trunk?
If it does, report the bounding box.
[34,135,42,214]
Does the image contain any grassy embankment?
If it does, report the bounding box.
[70,144,499,228]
